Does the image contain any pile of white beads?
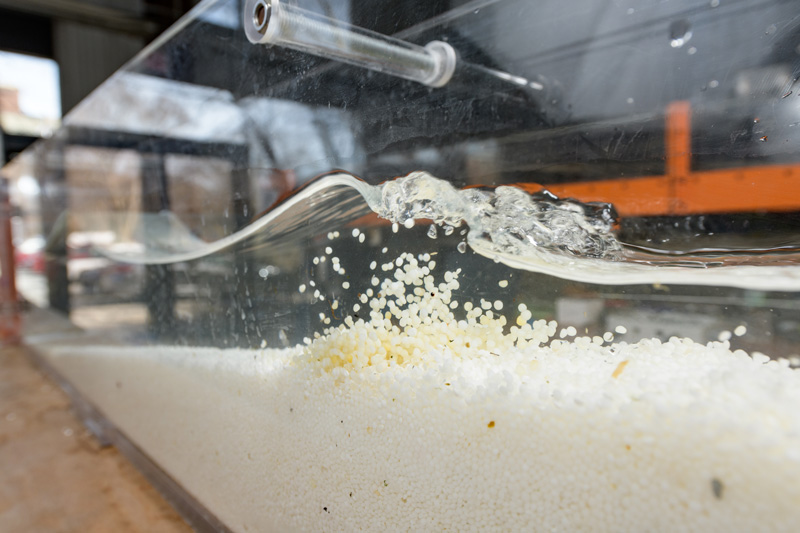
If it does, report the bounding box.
[302,251,568,373]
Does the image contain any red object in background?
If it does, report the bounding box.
[0,178,20,344]
[14,235,45,273]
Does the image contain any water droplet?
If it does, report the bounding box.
[457,241,467,254]
[427,224,438,239]
[669,19,693,48]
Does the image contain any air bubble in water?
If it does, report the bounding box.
[669,19,693,48]
[457,242,467,254]
[427,224,438,239]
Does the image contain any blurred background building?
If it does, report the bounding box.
[0,0,199,163]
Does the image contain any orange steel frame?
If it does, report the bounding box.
[541,101,800,218]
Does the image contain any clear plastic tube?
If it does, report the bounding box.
[243,0,456,88]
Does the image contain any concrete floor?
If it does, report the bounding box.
[0,343,191,532]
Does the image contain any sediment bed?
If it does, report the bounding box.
[43,330,800,532]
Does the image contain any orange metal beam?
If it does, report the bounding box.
[665,100,691,214]
[548,165,800,217]
[673,165,800,215]
[665,101,692,178]
[542,101,800,217]
[543,101,694,217]
[544,176,671,217]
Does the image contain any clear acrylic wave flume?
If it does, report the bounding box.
[83,171,800,291]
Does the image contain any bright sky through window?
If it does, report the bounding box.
[0,50,61,122]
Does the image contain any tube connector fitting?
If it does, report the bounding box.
[244,0,455,88]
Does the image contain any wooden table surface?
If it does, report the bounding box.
[0,343,192,533]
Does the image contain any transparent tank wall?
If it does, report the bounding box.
[4,0,800,530]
